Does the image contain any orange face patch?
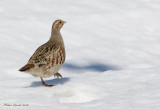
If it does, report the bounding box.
[53,20,64,29]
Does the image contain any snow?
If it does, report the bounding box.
[1,0,160,109]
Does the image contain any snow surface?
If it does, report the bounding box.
[1,0,160,109]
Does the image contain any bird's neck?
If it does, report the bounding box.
[49,29,64,45]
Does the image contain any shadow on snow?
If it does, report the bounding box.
[62,63,119,72]
[27,62,119,87]
[29,77,70,87]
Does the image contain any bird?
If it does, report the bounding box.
[19,19,66,87]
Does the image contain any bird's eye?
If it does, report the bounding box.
[59,21,61,24]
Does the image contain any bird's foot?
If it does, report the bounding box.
[42,83,54,87]
[40,77,54,87]
[54,72,62,78]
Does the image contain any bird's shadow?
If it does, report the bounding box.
[29,77,70,87]
[26,63,119,87]
[62,63,120,72]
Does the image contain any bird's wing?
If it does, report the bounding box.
[28,43,61,66]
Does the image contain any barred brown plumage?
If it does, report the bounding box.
[19,19,66,87]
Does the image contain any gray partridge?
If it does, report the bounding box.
[19,19,66,87]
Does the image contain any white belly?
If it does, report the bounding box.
[27,64,63,78]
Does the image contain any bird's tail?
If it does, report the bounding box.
[19,64,35,72]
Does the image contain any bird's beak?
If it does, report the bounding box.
[63,21,67,24]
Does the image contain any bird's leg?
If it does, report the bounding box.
[40,77,54,87]
[54,72,62,78]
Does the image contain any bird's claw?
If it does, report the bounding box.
[54,72,62,78]
[43,84,54,87]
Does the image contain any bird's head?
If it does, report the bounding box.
[52,19,66,31]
